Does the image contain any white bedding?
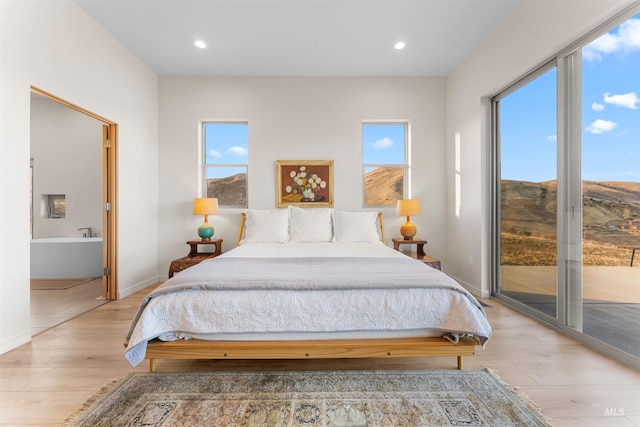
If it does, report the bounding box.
[125,242,492,366]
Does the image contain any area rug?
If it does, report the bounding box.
[63,369,551,426]
[30,278,94,290]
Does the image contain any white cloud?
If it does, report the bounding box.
[604,92,639,109]
[585,119,617,134]
[208,149,221,158]
[547,135,557,142]
[227,146,248,156]
[372,137,394,149]
[583,18,640,60]
[584,33,618,60]
[591,102,605,111]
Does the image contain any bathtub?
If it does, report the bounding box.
[30,237,103,279]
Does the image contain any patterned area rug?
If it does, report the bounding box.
[64,369,551,426]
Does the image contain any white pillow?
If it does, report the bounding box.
[240,209,289,244]
[333,210,381,243]
[288,206,334,242]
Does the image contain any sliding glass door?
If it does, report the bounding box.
[493,10,640,367]
[579,28,640,357]
[497,65,558,320]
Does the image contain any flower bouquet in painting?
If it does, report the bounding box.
[276,160,333,207]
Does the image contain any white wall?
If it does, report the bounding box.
[0,0,158,354]
[445,0,634,297]
[158,77,447,274]
[31,97,103,239]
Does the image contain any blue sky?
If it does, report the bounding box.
[204,122,248,179]
[501,14,640,183]
[362,123,405,165]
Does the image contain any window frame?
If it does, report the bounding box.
[201,121,249,208]
[361,120,410,207]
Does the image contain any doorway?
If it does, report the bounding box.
[29,87,118,335]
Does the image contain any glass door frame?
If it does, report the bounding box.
[488,4,639,370]
[489,58,560,329]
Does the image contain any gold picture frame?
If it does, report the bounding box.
[276,160,334,208]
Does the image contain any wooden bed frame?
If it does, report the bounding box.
[130,212,481,372]
[142,336,478,372]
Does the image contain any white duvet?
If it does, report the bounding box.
[125,242,492,366]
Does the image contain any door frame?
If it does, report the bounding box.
[31,86,118,300]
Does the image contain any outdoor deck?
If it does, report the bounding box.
[501,264,640,357]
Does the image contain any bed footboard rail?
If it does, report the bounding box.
[142,336,478,372]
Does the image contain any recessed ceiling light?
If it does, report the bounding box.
[394,41,406,50]
[194,40,207,49]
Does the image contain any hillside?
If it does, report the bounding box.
[207,173,247,206]
[501,180,640,265]
[501,180,558,238]
[363,167,403,206]
[582,181,640,246]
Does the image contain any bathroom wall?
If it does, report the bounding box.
[30,95,103,239]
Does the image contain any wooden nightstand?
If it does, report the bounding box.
[420,255,442,271]
[393,237,427,257]
[392,237,441,271]
[168,239,223,278]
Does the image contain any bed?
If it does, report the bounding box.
[125,208,492,371]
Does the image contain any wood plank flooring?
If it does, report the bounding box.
[30,278,107,336]
[0,284,638,426]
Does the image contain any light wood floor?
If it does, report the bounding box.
[1,284,639,426]
[30,278,107,336]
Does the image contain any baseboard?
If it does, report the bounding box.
[449,275,489,299]
[118,276,161,299]
[0,330,31,356]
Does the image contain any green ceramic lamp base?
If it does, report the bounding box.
[197,222,214,241]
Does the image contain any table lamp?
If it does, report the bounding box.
[193,197,218,241]
[396,199,421,240]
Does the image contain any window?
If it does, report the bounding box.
[202,122,248,207]
[362,122,408,206]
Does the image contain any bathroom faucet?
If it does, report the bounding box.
[78,227,92,238]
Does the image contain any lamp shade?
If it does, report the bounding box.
[194,198,218,241]
[193,198,219,215]
[396,199,421,217]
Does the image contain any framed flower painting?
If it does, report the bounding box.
[276,160,334,207]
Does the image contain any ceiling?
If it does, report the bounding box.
[74,0,520,77]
